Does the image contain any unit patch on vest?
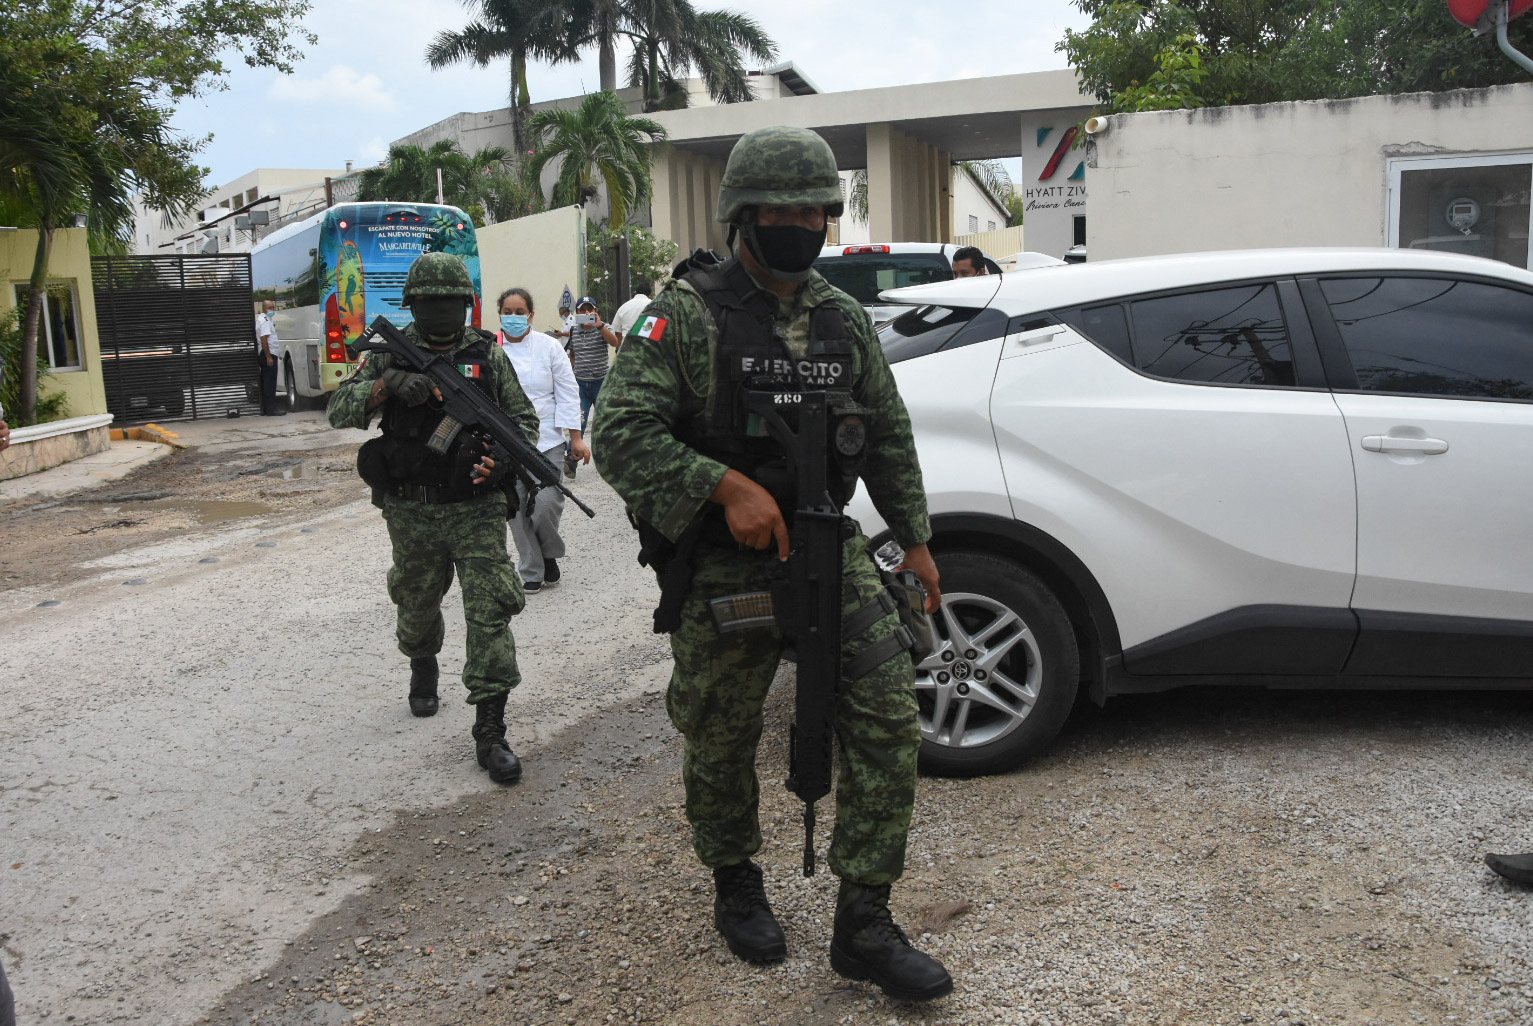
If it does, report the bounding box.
[737,355,851,390]
[632,315,668,341]
[458,362,483,379]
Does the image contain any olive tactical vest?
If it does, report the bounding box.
[380,330,500,491]
[673,252,861,509]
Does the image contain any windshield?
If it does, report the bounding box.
[815,253,951,305]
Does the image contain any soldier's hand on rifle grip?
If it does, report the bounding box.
[902,543,942,612]
[710,469,790,561]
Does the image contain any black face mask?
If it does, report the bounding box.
[411,296,468,344]
[744,224,827,283]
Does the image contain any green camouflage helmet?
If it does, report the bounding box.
[715,126,845,224]
[402,252,475,305]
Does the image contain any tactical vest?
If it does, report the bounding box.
[673,252,862,511]
[379,330,499,493]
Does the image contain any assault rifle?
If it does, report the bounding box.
[354,315,595,519]
[740,387,864,877]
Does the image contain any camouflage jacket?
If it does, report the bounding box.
[593,260,932,549]
[327,323,539,448]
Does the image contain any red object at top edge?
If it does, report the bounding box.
[1448,0,1533,28]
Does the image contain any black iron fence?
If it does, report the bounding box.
[93,254,259,422]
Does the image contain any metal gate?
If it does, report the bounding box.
[93,254,259,422]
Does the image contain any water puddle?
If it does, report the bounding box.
[268,463,322,481]
[140,498,275,523]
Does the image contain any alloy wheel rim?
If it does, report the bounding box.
[914,590,1043,750]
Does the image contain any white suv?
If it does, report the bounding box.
[849,248,1533,775]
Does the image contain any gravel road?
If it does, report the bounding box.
[4,419,1533,1026]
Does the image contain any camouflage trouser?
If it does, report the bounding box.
[382,492,525,704]
[665,531,921,885]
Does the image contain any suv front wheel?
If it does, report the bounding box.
[915,550,1079,776]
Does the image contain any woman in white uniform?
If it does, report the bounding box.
[496,287,588,592]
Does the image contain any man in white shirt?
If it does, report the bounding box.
[255,299,281,416]
[610,285,654,344]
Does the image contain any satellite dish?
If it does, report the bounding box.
[1448,0,1532,28]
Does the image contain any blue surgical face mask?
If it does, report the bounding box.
[500,313,531,338]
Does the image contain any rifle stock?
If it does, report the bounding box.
[354,315,595,519]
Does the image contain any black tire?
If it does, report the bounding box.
[284,358,300,411]
[915,550,1080,776]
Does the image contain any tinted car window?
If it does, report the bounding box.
[1129,283,1296,386]
[816,254,951,306]
[1055,303,1132,363]
[878,305,993,364]
[1320,276,1533,400]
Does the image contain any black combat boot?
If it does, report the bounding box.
[712,860,787,964]
[830,881,953,1002]
[408,656,439,717]
[471,695,522,784]
[1486,852,1533,885]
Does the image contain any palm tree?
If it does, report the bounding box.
[357,141,460,203]
[622,4,776,112]
[524,90,665,227]
[358,141,542,225]
[426,0,580,157]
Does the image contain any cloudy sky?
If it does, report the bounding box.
[172,0,1094,188]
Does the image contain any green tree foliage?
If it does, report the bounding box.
[584,222,678,312]
[1,0,312,423]
[525,91,666,227]
[426,0,581,157]
[622,5,777,111]
[1060,0,1533,115]
[356,141,543,226]
[563,0,776,109]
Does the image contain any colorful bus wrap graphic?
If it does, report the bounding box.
[317,203,482,352]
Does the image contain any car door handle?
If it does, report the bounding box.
[1361,434,1448,455]
[1002,326,1065,357]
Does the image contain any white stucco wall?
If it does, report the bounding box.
[1019,116,1088,258]
[1086,83,1533,261]
[476,207,586,337]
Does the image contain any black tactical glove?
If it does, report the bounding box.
[381,366,432,406]
[478,443,513,487]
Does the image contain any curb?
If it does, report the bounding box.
[111,423,186,448]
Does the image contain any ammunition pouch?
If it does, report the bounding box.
[356,436,393,509]
[707,560,933,680]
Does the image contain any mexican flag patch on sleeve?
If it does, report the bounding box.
[632,315,668,341]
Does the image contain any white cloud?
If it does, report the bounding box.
[268,65,396,112]
[357,136,388,165]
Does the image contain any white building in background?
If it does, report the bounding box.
[133,166,355,256]
[832,167,1012,247]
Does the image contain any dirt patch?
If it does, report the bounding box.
[201,686,1527,1026]
[0,444,367,592]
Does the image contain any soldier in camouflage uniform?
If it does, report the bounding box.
[328,252,540,785]
[593,126,953,1001]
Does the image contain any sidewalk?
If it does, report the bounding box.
[0,409,372,504]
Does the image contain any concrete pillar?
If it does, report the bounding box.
[929,146,946,243]
[900,131,923,242]
[650,148,675,245]
[932,147,944,243]
[913,136,931,242]
[690,153,712,255]
[866,123,896,243]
